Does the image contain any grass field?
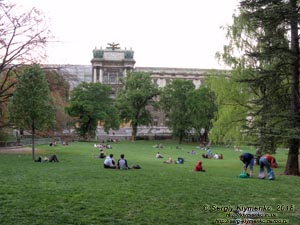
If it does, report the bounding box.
[0,140,299,225]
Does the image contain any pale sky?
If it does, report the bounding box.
[13,0,239,69]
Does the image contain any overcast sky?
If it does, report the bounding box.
[14,0,239,69]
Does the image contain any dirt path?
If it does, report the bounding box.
[0,146,33,154]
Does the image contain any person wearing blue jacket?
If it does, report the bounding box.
[239,152,254,177]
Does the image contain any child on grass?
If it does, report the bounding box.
[194,160,206,172]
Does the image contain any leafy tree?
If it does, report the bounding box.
[65,82,119,140]
[160,79,195,144]
[188,84,216,144]
[233,0,291,153]
[0,2,50,128]
[217,0,300,175]
[206,71,254,146]
[115,71,160,141]
[8,65,55,160]
[45,70,71,137]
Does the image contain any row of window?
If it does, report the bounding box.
[94,72,202,86]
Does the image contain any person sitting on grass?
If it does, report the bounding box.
[156,152,163,159]
[49,141,56,147]
[117,154,130,170]
[194,160,206,172]
[239,152,254,177]
[188,150,196,155]
[104,154,116,169]
[213,153,219,159]
[35,156,46,162]
[49,154,59,162]
[35,154,59,162]
[163,157,173,164]
[175,157,184,164]
[153,143,164,148]
[99,149,106,158]
[97,144,104,151]
[202,153,208,159]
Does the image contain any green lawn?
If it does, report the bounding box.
[0,140,299,225]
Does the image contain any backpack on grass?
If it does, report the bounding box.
[239,172,249,178]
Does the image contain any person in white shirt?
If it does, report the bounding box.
[104,154,116,169]
[156,152,163,158]
[214,153,219,160]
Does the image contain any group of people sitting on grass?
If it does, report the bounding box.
[104,153,126,169]
[34,154,59,162]
[153,143,164,148]
[103,153,141,170]
[39,142,278,180]
[155,152,184,164]
[159,157,206,171]
[94,142,114,159]
[94,143,112,150]
[202,151,223,159]
[162,157,184,164]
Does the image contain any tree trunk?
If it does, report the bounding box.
[285,140,300,175]
[131,124,137,141]
[31,121,35,161]
[179,134,183,144]
[284,0,300,175]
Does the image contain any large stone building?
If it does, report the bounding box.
[45,43,209,91]
[91,42,136,95]
[46,43,211,139]
[91,43,206,91]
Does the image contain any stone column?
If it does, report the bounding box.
[93,67,97,83]
[99,68,103,83]
[193,79,201,89]
[161,78,167,87]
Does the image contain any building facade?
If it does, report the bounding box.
[91,43,207,90]
[45,43,212,139]
[91,43,135,95]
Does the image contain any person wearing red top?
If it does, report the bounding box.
[264,154,276,168]
[194,160,206,172]
[258,154,276,180]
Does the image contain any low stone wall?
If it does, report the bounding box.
[0,141,22,147]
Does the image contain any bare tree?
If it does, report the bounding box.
[0,2,51,127]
